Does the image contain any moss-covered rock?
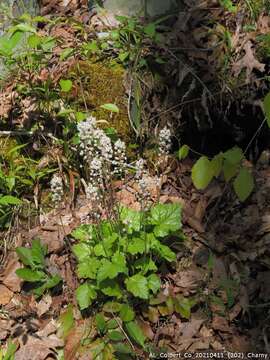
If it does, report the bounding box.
[69,59,131,142]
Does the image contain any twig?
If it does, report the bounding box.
[110,311,135,351]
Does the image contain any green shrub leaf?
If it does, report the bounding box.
[108,330,125,341]
[100,103,119,113]
[124,321,146,348]
[120,304,135,322]
[72,243,92,262]
[16,247,35,268]
[223,147,244,165]
[0,195,22,206]
[150,203,182,237]
[233,167,254,202]
[147,274,161,294]
[16,268,46,282]
[178,145,189,160]
[263,92,270,127]
[76,283,97,310]
[125,274,149,299]
[59,79,73,92]
[95,313,107,334]
[211,153,224,178]
[97,260,124,283]
[192,156,214,190]
[45,274,62,289]
[59,305,74,339]
[77,258,100,279]
[100,279,122,298]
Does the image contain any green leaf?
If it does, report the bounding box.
[59,305,74,339]
[134,257,157,273]
[59,79,73,92]
[120,304,135,322]
[211,153,224,177]
[263,92,270,127]
[233,167,254,201]
[77,257,100,279]
[16,268,45,282]
[3,340,18,360]
[191,156,214,190]
[223,161,238,182]
[45,274,62,289]
[31,239,46,267]
[120,207,142,232]
[124,321,146,348]
[16,247,35,267]
[178,145,189,160]
[9,23,37,34]
[93,243,107,257]
[150,203,182,237]
[125,274,149,299]
[174,297,194,319]
[147,274,161,294]
[100,279,123,298]
[113,342,133,355]
[119,51,129,62]
[223,147,244,165]
[76,283,97,310]
[154,243,176,262]
[127,238,145,255]
[71,224,95,242]
[144,23,156,38]
[103,302,122,313]
[100,103,119,113]
[72,243,92,262]
[107,319,118,329]
[108,330,125,341]
[95,313,107,334]
[60,47,74,61]
[97,259,123,283]
[27,34,42,48]
[112,252,127,273]
[0,195,22,206]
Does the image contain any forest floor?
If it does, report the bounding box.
[0,1,269,359]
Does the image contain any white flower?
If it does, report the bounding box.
[135,158,145,179]
[113,139,127,175]
[158,126,171,155]
[85,183,99,201]
[50,173,63,204]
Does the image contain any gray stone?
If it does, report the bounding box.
[103,0,179,17]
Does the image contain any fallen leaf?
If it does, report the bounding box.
[36,294,52,318]
[180,318,204,339]
[2,253,22,292]
[232,41,265,83]
[212,316,231,333]
[0,285,13,305]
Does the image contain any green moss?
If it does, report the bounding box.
[69,59,132,142]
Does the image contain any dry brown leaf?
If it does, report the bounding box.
[180,318,204,339]
[36,294,52,318]
[36,319,58,338]
[0,285,13,305]
[0,319,14,340]
[229,303,242,321]
[212,315,231,333]
[175,269,203,289]
[189,338,210,351]
[186,216,205,233]
[137,319,154,340]
[1,253,22,292]
[232,41,265,83]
